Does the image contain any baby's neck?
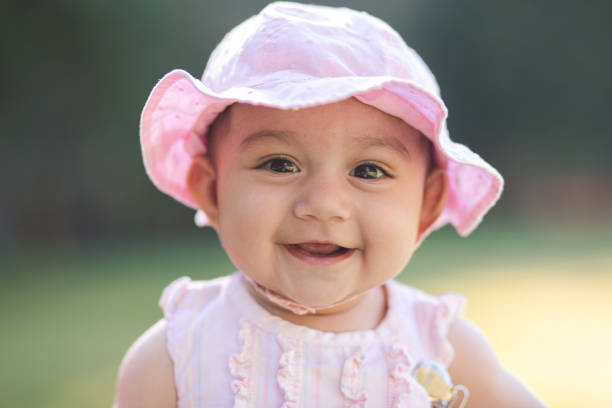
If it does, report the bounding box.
[246,282,388,333]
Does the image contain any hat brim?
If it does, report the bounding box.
[141,69,503,236]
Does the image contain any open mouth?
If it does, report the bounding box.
[284,242,355,264]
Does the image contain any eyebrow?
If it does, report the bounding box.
[239,130,412,159]
[351,134,412,159]
[239,130,297,151]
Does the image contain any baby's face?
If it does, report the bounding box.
[201,98,434,308]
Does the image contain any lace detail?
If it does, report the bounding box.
[340,348,368,407]
[277,335,304,408]
[229,320,256,408]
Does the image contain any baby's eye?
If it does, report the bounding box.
[350,163,387,179]
[261,158,300,173]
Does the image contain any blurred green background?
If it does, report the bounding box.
[1,0,611,407]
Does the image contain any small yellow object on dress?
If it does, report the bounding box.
[413,360,469,408]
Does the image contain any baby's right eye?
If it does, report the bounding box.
[260,158,300,173]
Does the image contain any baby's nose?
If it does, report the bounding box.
[292,173,351,222]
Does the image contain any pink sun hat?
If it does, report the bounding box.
[140,1,503,237]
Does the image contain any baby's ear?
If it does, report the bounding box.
[186,155,219,229]
[417,167,449,241]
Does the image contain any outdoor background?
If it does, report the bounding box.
[1,0,611,407]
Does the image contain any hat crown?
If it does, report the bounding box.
[202,2,440,96]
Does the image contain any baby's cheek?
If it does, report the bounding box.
[218,194,274,259]
[365,209,417,269]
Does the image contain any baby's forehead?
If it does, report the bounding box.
[205,99,432,167]
[222,99,425,147]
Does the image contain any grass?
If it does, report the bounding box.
[1,221,611,407]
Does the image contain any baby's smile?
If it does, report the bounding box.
[284,242,356,265]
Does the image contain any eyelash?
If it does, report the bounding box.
[259,158,390,179]
[259,157,300,173]
[349,162,390,179]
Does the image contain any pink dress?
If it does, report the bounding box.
[160,272,465,408]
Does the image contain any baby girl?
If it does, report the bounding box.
[114,2,546,407]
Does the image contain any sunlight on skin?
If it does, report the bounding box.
[403,254,612,407]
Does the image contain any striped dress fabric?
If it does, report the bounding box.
[160,272,465,408]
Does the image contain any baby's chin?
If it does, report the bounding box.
[268,281,372,316]
[289,291,354,309]
[281,276,362,305]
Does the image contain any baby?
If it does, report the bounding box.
[115,2,546,407]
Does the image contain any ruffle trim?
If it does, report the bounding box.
[159,276,192,314]
[340,348,368,407]
[387,344,430,408]
[158,275,192,400]
[277,335,304,408]
[229,319,256,408]
[432,293,466,366]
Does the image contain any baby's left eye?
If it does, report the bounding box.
[349,163,387,179]
[260,158,300,173]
